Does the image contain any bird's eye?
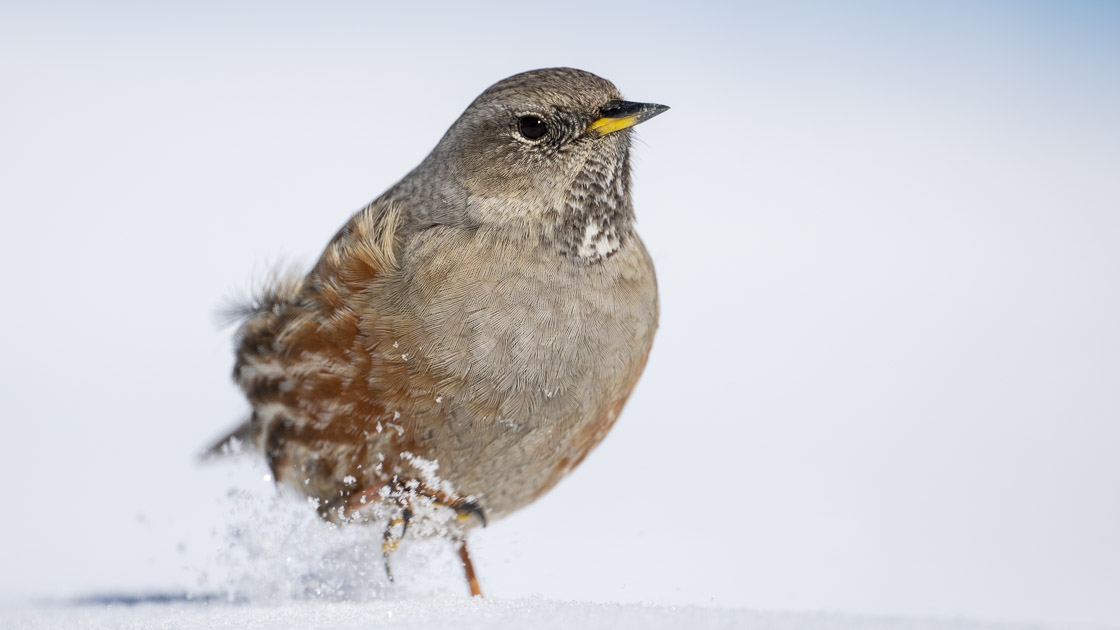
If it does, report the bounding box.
[517,115,548,140]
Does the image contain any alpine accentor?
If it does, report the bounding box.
[210,68,667,596]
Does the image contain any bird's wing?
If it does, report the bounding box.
[208,200,405,462]
[306,200,404,302]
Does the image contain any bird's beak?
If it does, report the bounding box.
[588,100,670,136]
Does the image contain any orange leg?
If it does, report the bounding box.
[344,478,487,593]
[457,538,483,597]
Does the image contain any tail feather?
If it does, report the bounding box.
[200,418,254,461]
[206,265,305,462]
[220,266,306,328]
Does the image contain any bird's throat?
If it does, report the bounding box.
[552,149,635,264]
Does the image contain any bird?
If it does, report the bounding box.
[208,67,667,597]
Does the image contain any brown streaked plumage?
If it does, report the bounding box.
[212,68,667,596]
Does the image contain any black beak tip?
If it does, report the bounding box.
[600,100,670,119]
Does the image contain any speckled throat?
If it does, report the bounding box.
[552,146,635,264]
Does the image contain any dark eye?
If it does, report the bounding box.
[518,115,548,140]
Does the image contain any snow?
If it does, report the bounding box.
[1,598,1035,630]
[0,475,1058,630]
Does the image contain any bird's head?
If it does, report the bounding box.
[425,68,668,237]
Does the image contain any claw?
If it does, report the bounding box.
[381,522,402,554]
[381,511,410,551]
[455,500,487,528]
[399,507,412,538]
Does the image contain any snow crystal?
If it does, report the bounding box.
[195,468,475,605]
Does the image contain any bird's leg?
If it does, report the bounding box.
[381,520,396,582]
[392,486,486,595]
[341,480,411,582]
[344,477,487,591]
[418,488,487,597]
[380,505,412,582]
[456,537,483,597]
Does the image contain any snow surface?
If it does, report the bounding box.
[0,472,1058,630]
[2,598,1040,630]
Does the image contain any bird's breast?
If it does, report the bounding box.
[366,225,658,517]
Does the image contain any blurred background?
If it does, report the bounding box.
[1,1,1117,627]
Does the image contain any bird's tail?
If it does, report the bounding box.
[200,418,254,461]
[206,263,304,463]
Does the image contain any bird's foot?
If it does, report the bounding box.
[346,478,486,591]
[437,496,488,529]
[380,507,412,554]
[380,507,411,581]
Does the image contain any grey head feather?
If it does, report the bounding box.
[387,68,638,263]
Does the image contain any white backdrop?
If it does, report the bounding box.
[1,2,1118,627]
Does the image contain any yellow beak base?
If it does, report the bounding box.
[588,115,642,136]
